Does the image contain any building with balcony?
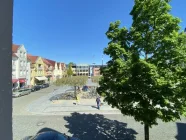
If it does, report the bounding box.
[12,44,29,88]
[43,58,54,83]
[12,53,19,89]
[27,55,47,86]
[73,64,89,76]
[43,58,56,82]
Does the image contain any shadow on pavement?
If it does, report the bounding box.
[64,112,138,140]
[175,122,186,140]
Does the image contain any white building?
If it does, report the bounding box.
[74,64,89,76]
[12,44,30,88]
[26,56,31,86]
[53,62,63,80]
[12,53,19,89]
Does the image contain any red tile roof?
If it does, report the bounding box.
[27,55,32,61]
[44,58,56,67]
[42,58,51,65]
[27,55,38,63]
[12,53,18,58]
[12,44,20,53]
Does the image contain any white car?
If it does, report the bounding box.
[13,89,31,98]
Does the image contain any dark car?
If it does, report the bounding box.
[22,131,80,140]
[82,86,88,91]
[31,85,41,92]
[42,83,49,88]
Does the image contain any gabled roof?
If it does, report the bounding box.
[12,53,18,58]
[61,63,66,69]
[44,58,56,67]
[42,58,52,65]
[12,44,20,53]
[27,54,38,63]
[27,55,31,61]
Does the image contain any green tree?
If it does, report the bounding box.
[97,0,186,140]
[67,63,74,76]
[55,76,88,97]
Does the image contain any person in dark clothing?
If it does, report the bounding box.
[96,96,101,110]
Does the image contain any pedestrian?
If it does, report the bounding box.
[96,96,101,110]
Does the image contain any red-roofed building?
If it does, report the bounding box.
[28,55,48,86]
[12,44,31,89]
[42,58,55,83]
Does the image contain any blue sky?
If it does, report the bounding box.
[13,0,186,65]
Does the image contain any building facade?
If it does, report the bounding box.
[73,64,89,76]
[61,63,67,77]
[28,55,47,86]
[44,58,56,82]
[43,58,54,83]
[26,56,31,86]
[12,53,19,89]
[92,67,101,76]
[12,44,29,88]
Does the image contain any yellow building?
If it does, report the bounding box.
[42,58,55,83]
[27,55,48,86]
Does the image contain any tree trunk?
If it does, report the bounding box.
[144,124,149,140]
[74,86,77,98]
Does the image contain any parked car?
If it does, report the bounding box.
[82,85,88,91]
[31,85,41,92]
[22,131,80,140]
[13,88,31,98]
[42,83,49,88]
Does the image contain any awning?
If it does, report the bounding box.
[12,79,18,83]
[19,78,26,83]
[35,76,48,81]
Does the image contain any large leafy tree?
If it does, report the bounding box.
[97,0,186,140]
[55,76,88,97]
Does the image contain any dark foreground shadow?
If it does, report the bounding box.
[175,123,186,140]
[64,112,138,140]
[37,127,62,134]
[22,127,67,140]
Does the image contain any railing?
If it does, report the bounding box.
[37,67,43,70]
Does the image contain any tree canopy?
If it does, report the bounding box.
[97,0,186,140]
[67,63,74,76]
[55,76,88,87]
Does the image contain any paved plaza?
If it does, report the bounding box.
[13,85,186,140]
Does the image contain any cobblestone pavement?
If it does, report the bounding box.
[13,114,186,140]
[13,85,186,140]
[13,85,64,115]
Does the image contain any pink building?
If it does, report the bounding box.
[92,67,101,76]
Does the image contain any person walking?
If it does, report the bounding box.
[96,96,101,110]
